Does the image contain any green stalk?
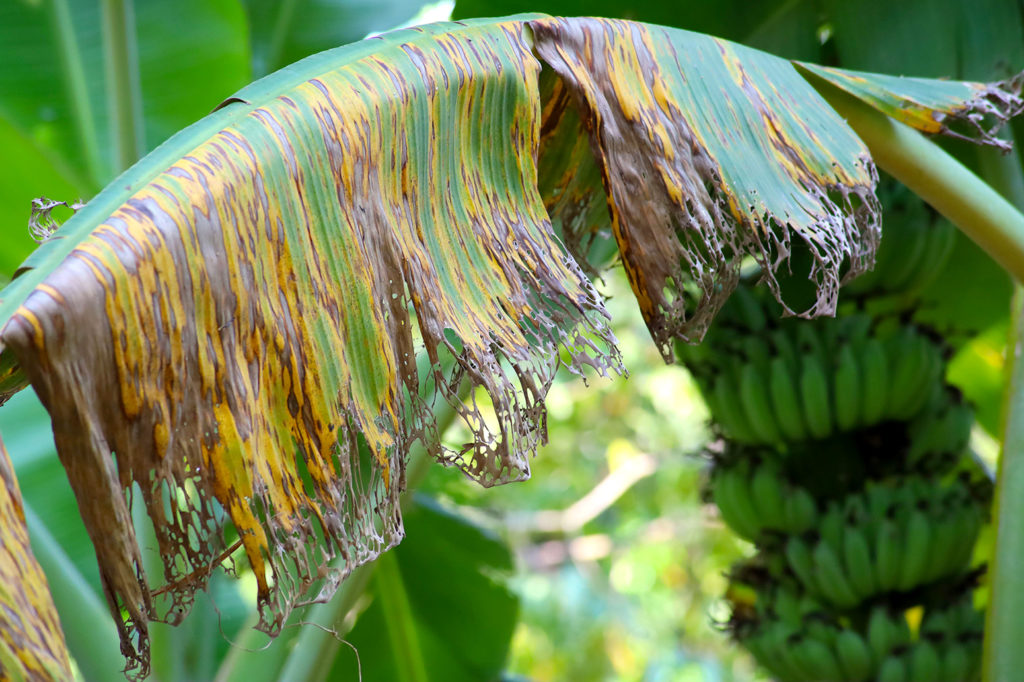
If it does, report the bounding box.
[101,0,144,172]
[48,0,105,185]
[23,504,124,682]
[971,128,1024,682]
[984,285,1024,681]
[813,79,1024,284]
[272,562,376,682]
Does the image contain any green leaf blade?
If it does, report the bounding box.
[0,435,74,682]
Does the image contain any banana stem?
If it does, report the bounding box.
[813,78,1024,284]
[49,0,105,185]
[101,0,144,172]
[984,285,1024,681]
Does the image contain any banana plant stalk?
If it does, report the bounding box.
[984,286,1024,681]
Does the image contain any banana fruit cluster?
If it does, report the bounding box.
[709,452,988,602]
[710,455,817,542]
[783,475,986,608]
[680,290,947,445]
[683,198,992,681]
[729,570,983,682]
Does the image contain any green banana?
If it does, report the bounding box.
[885,327,926,419]
[743,630,795,682]
[834,628,874,682]
[867,606,897,663]
[883,218,928,291]
[842,523,876,600]
[772,585,803,627]
[771,328,801,371]
[800,352,834,439]
[874,517,903,592]
[819,505,845,552]
[859,337,890,426]
[785,535,820,594]
[898,508,932,591]
[842,494,868,529]
[902,358,934,421]
[792,635,844,682]
[710,371,757,443]
[938,400,974,457]
[878,654,909,682]
[811,540,861,608]
[947,504,983,578]
[907,640,941,682]
[712,465,761,541]
[942,642,971,682]
[833,343,862,431]
[897,340,941,419]
[743,336,773,375]
[764,621,811,681]
[905,219,956,296]
[804,615,838,650]
[769,356,808,442]
[750,461,787,530]
[892,330,944,421]
[865,482,893,541]
[740,361,783,444]
[784,487,817,534]
[905,407,942,467]
[923,511,957,585]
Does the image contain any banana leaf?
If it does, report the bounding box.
[0,435,73,682]
[0,14,1018,677]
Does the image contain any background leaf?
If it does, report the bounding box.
[454,0,820,58]
[242,0,428,77]
[332,495,519,682]
[0,0,250,281]
[0,430,72,682]
[823,0,1024,81]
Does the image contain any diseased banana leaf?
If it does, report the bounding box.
[533,16,881,355]
[0,14,1018,677]
[0,435,73,682]
[798,62,1024,149]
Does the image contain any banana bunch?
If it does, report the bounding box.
[728,567,984,682]
[783,476,986,608]
[709,454,818,543]
[872,596,984,682]
[679,285,948,445]
[844,181,958,302]
[727,569,858,682]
